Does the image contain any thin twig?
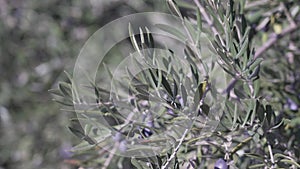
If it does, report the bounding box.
[254,23,299,59]
[161,129,189,169]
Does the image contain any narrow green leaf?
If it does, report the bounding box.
[200,103,210,115]
[166,0,183,18]
[232,102,238,128]
[250,100,259,125]
[217,3,226,22]
[68,126,85,139]
[48,88,63,97]
[134,84,149,96]
[243,82,251,97]
[185,42,197,58]
[63,71,80,103]
[156,24,186,41]
[257,103,265,123]
[280,159,300,168]
[184,18,197,42]
[240,0,246,14]
[275,153,300,167]
[215,34,224,49]
[270,119,284,130]
[242,52,249,71]
[139,27,145,45]
[59,82,72,97]
[145,27,155,48]
[247,58,263,70]
[129,23,141,53]
[217,62,236,77]
[248,64,260,80]
[235,37,249,59]
[253,80,260,98]
[173,79,178,98]
[197,9,202,31]
[240,15,248,34]
[161,73,173,97]
[64,71,73,83]
[53,98,73,106]
[245,153,264,161]
[231,137,252,154]
[211,40,221,51]
[249,164,266,168]
[103,62,113,80]
[205,5,224,34]
[176,0,197,9]
[131,158,144,169]
[230,38,238,57]
[216,48,232,66]
[84,124,92,136]
[149,69,158,87]
[224,17,231,51]
[181,84,187,106]
[240,27,250,44]
[190,64,199,84]
[71,141,94,152]
[242,102,254,127]
[234,87,246,99]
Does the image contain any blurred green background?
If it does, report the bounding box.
[0,1,167,168]
[1,0,300,168]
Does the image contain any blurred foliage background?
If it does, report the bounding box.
[0,0,167,168]
[1,0,300,168]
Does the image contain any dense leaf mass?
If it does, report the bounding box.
[1,0,299,169]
